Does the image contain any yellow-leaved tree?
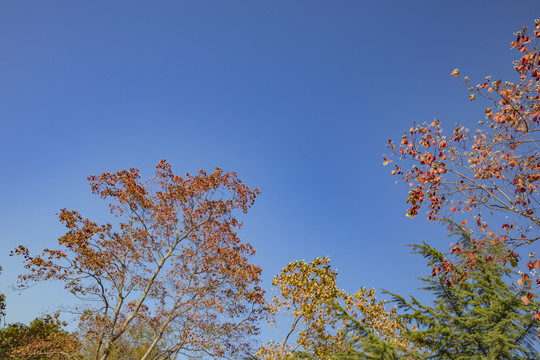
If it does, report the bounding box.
[256,257,419,359]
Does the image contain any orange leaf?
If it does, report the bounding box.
[522,292,533,305]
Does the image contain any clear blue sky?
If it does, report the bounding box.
[1,0,538,331]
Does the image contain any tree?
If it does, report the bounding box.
[0,266,78,359]
[0,266,6,327]
[328,226,540,359]
[0,315,81,359]
[13,160,265,360]
[385,21,540,262]
[79,318,170,360]
[255,257,417,359]
[388,226,540,359]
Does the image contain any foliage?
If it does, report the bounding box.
[383,226,540,359]
[0,266,6,327]
[255,257,417,359]
[0,266,79,359]
[0,315,81,359]
[327,226,540,359]
[385,21,540,262]
[79,318,169,360]
[328,307,418,360]
[13,160,265,360]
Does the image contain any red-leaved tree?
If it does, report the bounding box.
[14,160,265,360]
[385,20,540,300]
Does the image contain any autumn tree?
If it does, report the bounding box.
[385,20,540,266]
[13,160,265,360]
[0,315,81,360]
[255,257,418,360]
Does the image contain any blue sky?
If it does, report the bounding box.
[1,0,539,334]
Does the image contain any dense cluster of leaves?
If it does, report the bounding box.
[13,160,265,360]
[387,227,540,359]
[256,258,417,359]
[0,315,80,360]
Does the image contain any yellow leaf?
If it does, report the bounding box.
[451,69,459,76]
[469,94,476,101]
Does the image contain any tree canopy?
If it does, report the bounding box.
[0,315,80,360]
[13,160,265,360]
[387,227,540,359]
[256,257,417,360]
[386,21,540,260]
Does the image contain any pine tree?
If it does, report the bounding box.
[334,225,540,359]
